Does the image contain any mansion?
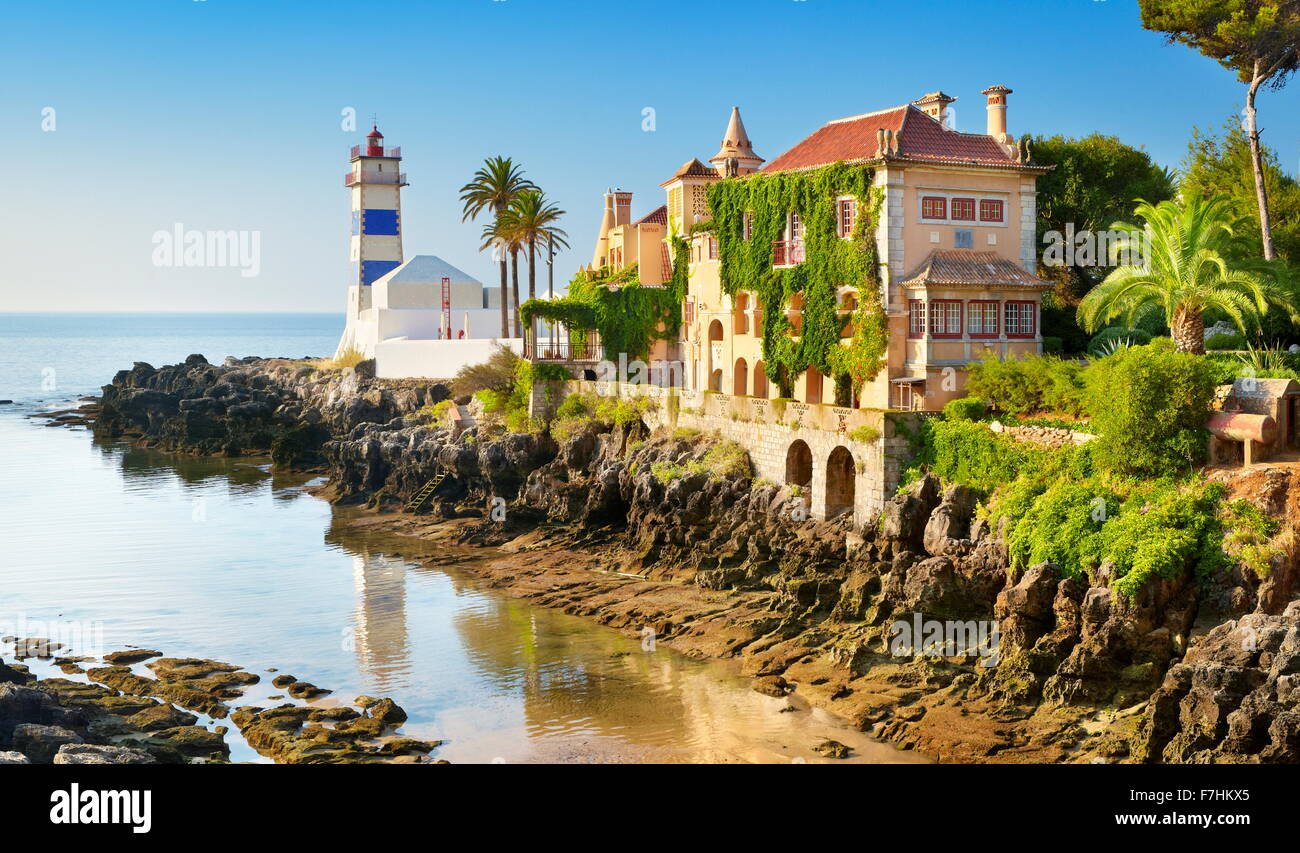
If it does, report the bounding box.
[558,86,1053,413]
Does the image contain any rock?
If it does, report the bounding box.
[12,723,82,763]
[752,675,789,697]
[271,674,296,688]
[104,649,163,665]
[54,744,158,765]
[921,484,976,556]
[812,739,851,759]
[0,750,29,764]
[149,725,230,760]
[127,703,199,732]
[286,681,331,699]
[366,698,407,725]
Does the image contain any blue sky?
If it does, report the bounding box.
[3,0,1295,312]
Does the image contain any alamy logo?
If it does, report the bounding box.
[50,784,151,834]
[151,223,261,278]
[889,613,1000,667]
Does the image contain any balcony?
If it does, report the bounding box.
[350,145,401,159]
[345,171,408,187]
[524,337,601,362]
[772,239,805,267]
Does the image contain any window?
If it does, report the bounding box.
[743,212,753,241]
[951,198,976,221]
[954,229,973,249]
[968,301,999,338]
[929,300,962,338]
[1005,301,1036,337]
[684,297,695,326]
[838,199,856,237]
[980,199,1004,222]
[790,213,803,240]
[921,196,947,220]
[708,237,718,260]
[908,300,926,338]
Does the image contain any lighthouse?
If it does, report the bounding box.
[336,125,409,356]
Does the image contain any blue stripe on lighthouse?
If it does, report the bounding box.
[360,260,400,285]
[361,209,400,236]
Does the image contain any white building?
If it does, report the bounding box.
[335,126,521,379]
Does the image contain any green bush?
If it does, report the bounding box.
[1082,343,1215,478]
[908,419,1050,496]
[942,397,987,422]
[1041,336,1064,355]
[964,353,1086,417]
[1086,326,1151,358]
[1205,332,1246,350]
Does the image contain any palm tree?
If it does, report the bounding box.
[481,217,525,339]
[499,190,569,342]
[1077,193,1285,354]
[459,157,537,337]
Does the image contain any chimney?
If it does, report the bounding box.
[613,189,633,227]
[911,91,957,128]
[981,85,1012,143]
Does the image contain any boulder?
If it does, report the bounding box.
[54,744,157,765]
[12,723,82,763]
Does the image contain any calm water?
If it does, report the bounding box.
[0,314,921,763]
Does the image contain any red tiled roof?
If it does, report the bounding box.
[762,105,1021,173]
[660,241,672,281]
[660,157,720,186]
[634,204,668,227]
[901,250,1051,289]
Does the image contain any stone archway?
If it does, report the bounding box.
[785,440,812,489]
[733,358,748,396]
[825,446,855,519]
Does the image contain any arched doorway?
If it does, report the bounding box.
[733,358,748,396]
[826,446,855,519]
[753,361,768,399]
[785,440,812,489]
[707,319,724,393]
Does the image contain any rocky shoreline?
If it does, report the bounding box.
[0,644,442,764]
[37,355,1300,763]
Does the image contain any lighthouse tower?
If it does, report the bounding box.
[337,125,408,356]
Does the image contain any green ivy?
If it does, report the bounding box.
[707,162,888,398]
[521,239,690,362]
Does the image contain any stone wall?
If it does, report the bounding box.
[539,380,925,525]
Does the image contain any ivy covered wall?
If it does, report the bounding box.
[705,162,889,400]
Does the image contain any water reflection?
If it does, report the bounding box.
[348,553,411,690]
[2,414,927,763]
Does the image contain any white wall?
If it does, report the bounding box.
[374,337,523,380]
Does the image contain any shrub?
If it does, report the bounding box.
[942,397,987,422]
[848,424,881,443]
[1041,336,1063,356]
[1086,326,1151,358]
[451,345,521,397]
[1082,343,1215,478]
[964,353,1086,417]
[555,393,591,419]
[908,419,1049,496]
[1205,332,1246,350]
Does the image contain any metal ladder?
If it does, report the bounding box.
[404,468,448,513]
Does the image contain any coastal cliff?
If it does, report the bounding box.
[70,357,1300,763]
